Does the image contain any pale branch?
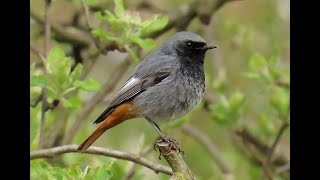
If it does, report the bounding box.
[155,141,195,180]
[39,0,51,149]
[30,10,91,48]
[80,0,105,53]
[181,124,233,175]
[62,59,131,144]
[30,44,45,62]
[30,144,173,175]
[44,0,51,57]
[80,0,91,30]
[45,106,69,148]
[30,43,48,72]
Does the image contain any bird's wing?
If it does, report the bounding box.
[93,56,178,124]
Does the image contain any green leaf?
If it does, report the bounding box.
[92,28,118,41]
[114,0,125,17]
[249,53,266,71]
[47,47,72,89]
[209,95,242,124]
[211,70,227,92]
[30,107,40,145]
[31,75,47,87]
[74,78,101,91]
[140,15,169,36]
[219,95,230,108]
[69,63,83,83]
[83,165,113,180]
[95,166,113,179]
[63,96,82,109]
[280,69,290,85]
[47,47,65,66]
[129,36,155,50]
[210,103,229,124]
[94,11,113,22]
[109,18,129,32]
[268,55,279,69]
[85,0,99,6]
[270,87,290,118]
[243,72,261,80]
[269,68,281,81]
[257,114,277,136]
[229,91,246,111]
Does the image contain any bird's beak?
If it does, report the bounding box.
[205,45,217,50]
[197,45,217,51]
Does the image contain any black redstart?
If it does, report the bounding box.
[78,31,216,151]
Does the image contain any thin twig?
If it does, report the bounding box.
[181,124,233,175]
[79,0,104,54]
[238,136,272,180]
[44,0,51,57]
[45,106,69,148]
[236,129,270,154]
[30,144,172,175]
[80,0,91,30]
[30,44,45,62]
[266,123,289,164]
[39,0,51,149]
[30,93,43,107]
[235,127,289,180]
[235,128,289,165]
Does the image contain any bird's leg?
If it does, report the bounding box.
[145,117,183,157]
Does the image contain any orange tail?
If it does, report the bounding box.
[77,102,135,152]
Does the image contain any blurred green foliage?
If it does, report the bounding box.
[92,0,168,61]
[30,0,290,179]
[31,48,101,109]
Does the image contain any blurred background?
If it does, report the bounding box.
[30,0,290,179]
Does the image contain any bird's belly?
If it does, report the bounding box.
[132,76,204,122]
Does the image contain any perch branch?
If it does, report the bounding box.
[155,141,195,180]
[30,144,172,175]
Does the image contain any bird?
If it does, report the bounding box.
[77,31,216,152]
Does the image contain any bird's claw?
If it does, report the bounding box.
[154,137,184,159]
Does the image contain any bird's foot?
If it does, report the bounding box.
[154,137,184,160]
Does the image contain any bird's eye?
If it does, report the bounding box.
[186,42,193,48]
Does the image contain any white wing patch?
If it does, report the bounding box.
[121,77,139,92]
